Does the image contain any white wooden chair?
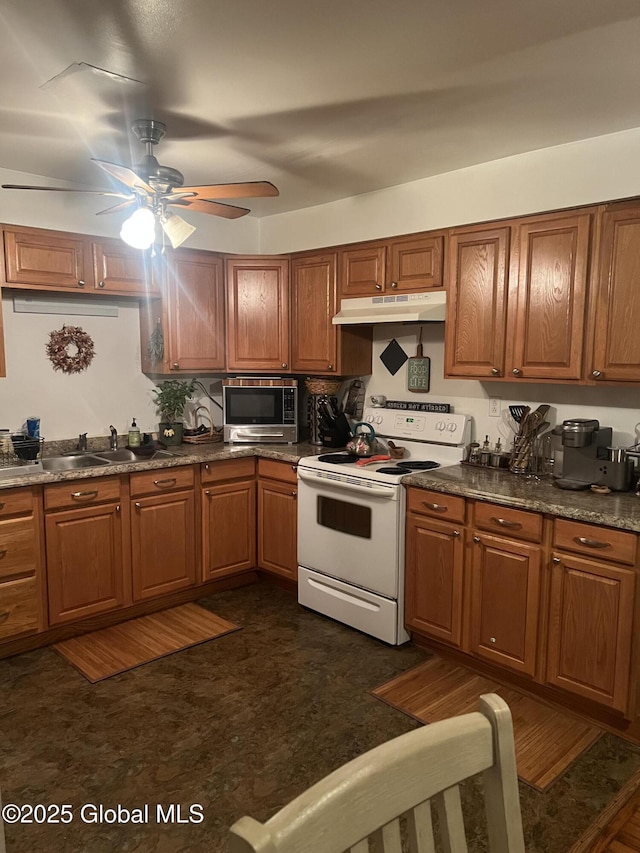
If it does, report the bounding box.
[229,693,525,853]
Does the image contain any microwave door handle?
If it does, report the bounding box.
[297,468,396,499]
[237,431,285,438]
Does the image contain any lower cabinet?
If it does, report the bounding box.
[130,467,196,601]
[45,477,127,625]
[257,459,298,581]
[201,457,256,580]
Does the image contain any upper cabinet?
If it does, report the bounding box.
[140,249,225,375]
[290,252,372,376]
[339,231,445,297]
[445,210,595,383]
[2,225,156,296]
[225,256,290,372]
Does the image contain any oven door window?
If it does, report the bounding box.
[225,388,283,425]
[317,495,371,539]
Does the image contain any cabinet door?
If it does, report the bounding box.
[509,213,591,380]
[388,233,444,292]
[3,226,88,290]
[166,251,225,372]
[546,553,635,712]
[257,478,297,580]
[290,253,338,373]
[339,243,387,296]
[591,203,640,382]
[405,513,464,646]
[202,480,256,580]
[226,257,290,371]
[131,490,196,600]
[92,239,156,295]
[444,227,509,378]
[469,533,541,676]
[0,577,40,640]
[46,503,125,625]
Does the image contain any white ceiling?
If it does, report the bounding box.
[2,0,640,219]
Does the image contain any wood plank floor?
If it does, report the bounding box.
[371,656,602,792]
[52,603,241,682]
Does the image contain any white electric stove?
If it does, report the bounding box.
[297,408,470,645]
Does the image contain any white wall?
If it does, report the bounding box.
[366,324,640,449]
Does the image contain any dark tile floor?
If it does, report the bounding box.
[1,581,639,852]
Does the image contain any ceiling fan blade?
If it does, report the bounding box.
[177,181,279,200]
[161,212,197,249]
[1,184,132,199]
[170,198,250,219]
[91,159,155,194]
[96,199,138,216]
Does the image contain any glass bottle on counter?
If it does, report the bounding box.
[467,441,480,464]
[480,435,492,466]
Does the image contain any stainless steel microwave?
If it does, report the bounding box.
[223,384,298,443]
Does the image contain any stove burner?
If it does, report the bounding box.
[397,461,441,470]
[375,466,411,475]
[317,453,356,464]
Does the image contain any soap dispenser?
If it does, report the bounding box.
[128,418,141,448]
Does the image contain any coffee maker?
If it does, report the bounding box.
[556,418,631,490]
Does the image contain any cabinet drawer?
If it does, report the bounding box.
[44,477,121,511]
[201,457,256,483]
[0,487,36,517]
[474,501,542,543]
[0,517,37,580]
[0,577,40,640]
[257,458,298,485]
[406,487,465,523]
[554,519,637,566]
[130,465,195,497]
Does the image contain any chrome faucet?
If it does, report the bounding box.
[77,433,87,452]
[109,425,118,451]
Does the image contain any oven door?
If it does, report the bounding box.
[297,468,401,598]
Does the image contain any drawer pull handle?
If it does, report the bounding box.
[0,611,9,623]
[0,550,6,559]
[71,490,98,501]
[453,530,460,537]
[574,536,611,549]
[153,478,177,488]
[490,516,522,530]
[291,490,297,498]
[473,536,481,543]
[205,490,211,496]
[291,465,298,472]
[135,502,142,509]
[422,501,447,512]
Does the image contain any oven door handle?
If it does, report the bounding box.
[298,468,396,499]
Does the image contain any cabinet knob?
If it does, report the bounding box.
[204,463,209,471]
[489,637,497,644]
[98,281,105,288]
[473,536,481,543]
[205,490,211,496]
[592,370,602,379]
[490,368,500,376]
[291,490,297,498]
[78,280,85,288]
[135,502,142,509]
[552,557,561,563]
[453,530,460,537]
[390,281,398,289]
[281,362,288,369]
[327,364,334,370]
[512,368,522,376]
[375,284,383,290]
[291,465,298,472]
[173,362,180,369]
[116,505,120,513]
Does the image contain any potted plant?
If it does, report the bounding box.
[152,379,197,445]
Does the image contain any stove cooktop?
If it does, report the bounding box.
[304,452,445,484]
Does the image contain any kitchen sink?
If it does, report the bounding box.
[41,455,111,472]
[92,449,139,462]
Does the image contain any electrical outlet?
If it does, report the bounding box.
[489,398,501,418]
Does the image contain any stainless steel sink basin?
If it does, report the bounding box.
[93,449,139,462]
[42,455,110,472]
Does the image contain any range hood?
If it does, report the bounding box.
[332,291,446,325]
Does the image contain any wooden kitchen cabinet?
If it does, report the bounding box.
[0,487,45,640]
[589,200,640,383]
[290,252,372,376]
[226,256,290,371]
[130,466,196,600]
[257,459,298,581]
[405,507,465,647]
[339,231,445,297]
[2,225,154,295]
[45,477,128,625]
[201,457,256,581]
[140,249,225,374]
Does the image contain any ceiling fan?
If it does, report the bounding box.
[1,118,279,249]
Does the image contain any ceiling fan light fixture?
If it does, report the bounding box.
[120,206,156,250]
[161,211,196,249]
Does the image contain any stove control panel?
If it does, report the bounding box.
[362,408,470,444]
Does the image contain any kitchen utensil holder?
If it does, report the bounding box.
[509,435,533,474]
[182,406,223,444]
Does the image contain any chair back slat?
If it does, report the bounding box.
[406,801,436,853]
[348,840,369,853]
[434,786,468,853]
[370,817,402,853]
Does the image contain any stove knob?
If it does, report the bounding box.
[375,416,383,424]
[366,415,374,423]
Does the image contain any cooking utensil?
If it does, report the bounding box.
[387,440,406,459]
[345,422,379,457]
[508,405,529,425]
[355,454,391,466]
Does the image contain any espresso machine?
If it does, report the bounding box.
[556,418,632,490]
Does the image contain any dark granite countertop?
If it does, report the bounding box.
[401,465,640,533]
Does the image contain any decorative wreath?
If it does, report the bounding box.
[46,324,96,374]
